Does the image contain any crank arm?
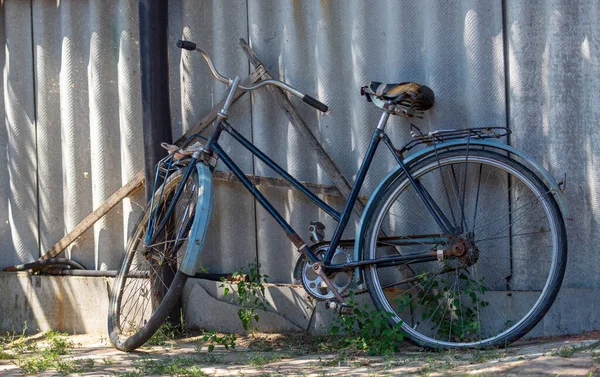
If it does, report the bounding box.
[313,263,346,304]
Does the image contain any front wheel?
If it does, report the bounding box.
[362,149,567,349]
[108,167,199,351]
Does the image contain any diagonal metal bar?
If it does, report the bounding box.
[239,39,417,282]
[239,39,365,217]
[30,67,266,266]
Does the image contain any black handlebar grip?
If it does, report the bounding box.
[177,40,197,51]
[302,95,329,113]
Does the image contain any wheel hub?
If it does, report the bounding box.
[449,234,479,267]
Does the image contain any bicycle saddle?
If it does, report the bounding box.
[361,81,435,114]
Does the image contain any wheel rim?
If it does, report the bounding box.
[109,169,197,346]
[368,154,562,348]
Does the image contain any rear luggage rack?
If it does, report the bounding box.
[399,126,511,155]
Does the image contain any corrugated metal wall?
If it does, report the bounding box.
[0,1,598,292]
[507,0,600,289]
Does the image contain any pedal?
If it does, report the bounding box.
[325,300,352,315]
[309,221,325,243]
[325,300,339,310]
[339,303,353,315]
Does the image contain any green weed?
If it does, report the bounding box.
[133,356,207,376]
[11,329,94,376]
[221,263,270,332]
[44,331,73,356]
[56,358,95,375]
[146,315,185,347]
[15,356,54,374]
[330,293,405,355]
[103,358,116,366]
[416,270,490,342]
[554,342,600,358]
[200,330,237,352]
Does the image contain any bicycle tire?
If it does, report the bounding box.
[108,167,199,351]
[362,149,567,349]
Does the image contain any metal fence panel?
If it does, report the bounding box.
[507,0,600,288]
[168,0,258,274]
[1,2,38,267]
[0,0,596,297]
[247,0,505,281]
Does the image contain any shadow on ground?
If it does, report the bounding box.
[1,332,600,376]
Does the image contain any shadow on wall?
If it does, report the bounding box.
[507,2,600,289]
[0,273,110,334]
[1,0,39,269]
[231,1,507,282]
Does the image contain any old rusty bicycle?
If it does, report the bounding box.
[108,40,567,352]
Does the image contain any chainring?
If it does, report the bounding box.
[299,246,353,300]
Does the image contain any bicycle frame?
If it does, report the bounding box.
[201,111,449,272]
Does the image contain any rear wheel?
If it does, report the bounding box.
[108,167,199,351]
[362,149,567,349]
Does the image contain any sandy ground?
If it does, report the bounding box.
[1,331,599,376]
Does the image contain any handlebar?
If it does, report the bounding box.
[177,40,329,113]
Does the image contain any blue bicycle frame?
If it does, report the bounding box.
[200,111,450,272]
[151,109,568,277]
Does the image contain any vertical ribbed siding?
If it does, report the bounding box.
[0,3,11,266]
[507,0,600,289]
[32,0,144,270]
[116,0,144,256]
[33,1,63,262]
[169,0,258,275]
[1,1,38,267]
[88,2,123,270]
[57,2,95,267]
[247,0,505,281]
[0,0,595,296]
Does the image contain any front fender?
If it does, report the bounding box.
[353,139,568,276]
[180,162,213,276]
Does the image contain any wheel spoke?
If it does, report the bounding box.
[109,167,198,351]
[365,150,565,348]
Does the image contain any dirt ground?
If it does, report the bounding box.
[1,331,600,376]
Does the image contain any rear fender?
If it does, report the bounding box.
[353,139,568,278]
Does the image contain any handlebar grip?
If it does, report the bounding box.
[302,95,329,113]
[177,40,197,51]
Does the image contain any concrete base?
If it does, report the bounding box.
[1,272,599,340]
[0,272,113,334]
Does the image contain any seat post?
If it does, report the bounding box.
[376,110,391,131]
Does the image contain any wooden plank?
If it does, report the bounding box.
[239,39,365,216]
[38,170,145,263]
[213,171,340,196]
[35,67,266,263]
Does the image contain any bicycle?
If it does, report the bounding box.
[108,40,568,352]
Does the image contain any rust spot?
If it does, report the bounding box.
[288,233,306,249]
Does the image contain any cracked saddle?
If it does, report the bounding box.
[361,81,435,114]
